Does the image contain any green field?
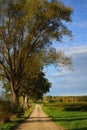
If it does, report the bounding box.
[42,102,87,130]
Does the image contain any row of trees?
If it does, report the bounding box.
[43,96,87,103]
[0,0,73,105]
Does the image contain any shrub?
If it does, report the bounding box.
[0,100,11,124]
[11,104,24,117]
[0,99,24,124]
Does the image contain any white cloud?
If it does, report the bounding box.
[68,45,87,55]
[56,44,87,56]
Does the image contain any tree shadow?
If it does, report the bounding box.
[52,117,87,122]
[13,117,54,130]
[69,128,87,130]
[30,116,49,119]
[23,117,52,123]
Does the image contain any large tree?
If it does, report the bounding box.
[0,0,72,104]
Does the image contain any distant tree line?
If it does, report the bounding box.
[43,96,87,102]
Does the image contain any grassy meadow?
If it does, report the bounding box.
[42,102,87,130]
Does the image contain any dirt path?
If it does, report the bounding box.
[15,104,64,130]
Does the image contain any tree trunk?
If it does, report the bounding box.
[10,82,19,104]
[21,95,25,107]
[24,96,29,109]
[12,90,19,104]
[22,95,29,109]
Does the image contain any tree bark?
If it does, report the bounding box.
[10,82,19,104]
[22,95,29,109]
[24,96,29,109]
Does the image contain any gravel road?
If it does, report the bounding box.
[15,104,64,130]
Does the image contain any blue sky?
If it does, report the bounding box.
[45,0,87,96]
